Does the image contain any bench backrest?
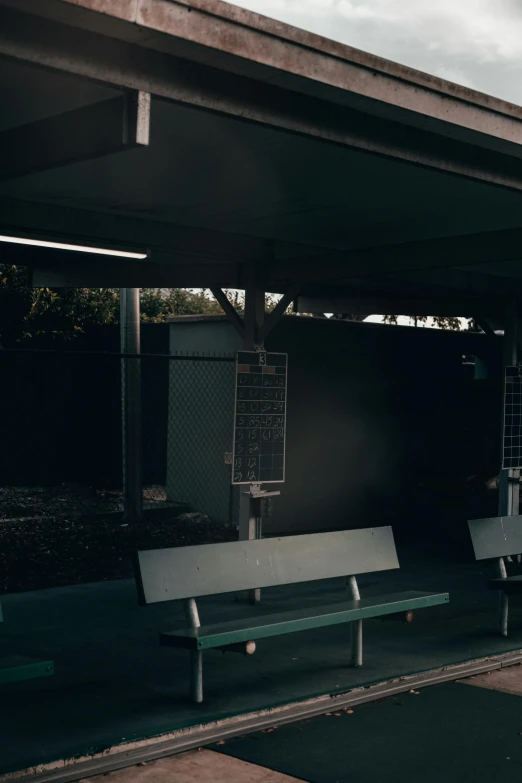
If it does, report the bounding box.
[468,515,522,560]
[135,526,399,604]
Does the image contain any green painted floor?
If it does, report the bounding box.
[216,681,522,783]
[2,554,522,776]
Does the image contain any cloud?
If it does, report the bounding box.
[228,0,522,103]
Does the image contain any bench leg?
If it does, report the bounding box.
[497,558,509,637]
[346,575,363,666]
[499,592,509,637]
[190,650,203,703]
[351,620,363,667]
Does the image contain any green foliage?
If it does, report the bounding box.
[0,266,227,347]
[0,263,474,345]
[216,290,279,314]
[0,264,34,346]
[139,288,223,322]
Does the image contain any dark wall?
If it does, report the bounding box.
[263,317,502,555]
[0,317,503,560]
[0,325,170,488]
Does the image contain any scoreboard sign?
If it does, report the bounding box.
[232,351,287,485]
[503,365,522,469]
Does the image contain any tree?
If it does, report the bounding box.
[139,288,223,322]
[382,314,467,330]
[0,259,293,347]
[0,265,226,347]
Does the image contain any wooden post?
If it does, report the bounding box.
[120,288,143,523]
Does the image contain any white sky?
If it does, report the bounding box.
[363,315,468,329]
[228,0,522,104]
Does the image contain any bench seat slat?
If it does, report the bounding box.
[489,576,522,593]
[136,527,399,603]
[160,590,449,650]
[468,516,522,560]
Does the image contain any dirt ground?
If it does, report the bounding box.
[0,485,236,594]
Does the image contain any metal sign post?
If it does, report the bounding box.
[242,484,281,603]
[232,349,288,602]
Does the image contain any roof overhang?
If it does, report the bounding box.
[1,0,522,317]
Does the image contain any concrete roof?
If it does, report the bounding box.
[1,0,522,317]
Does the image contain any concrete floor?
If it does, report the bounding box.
[217,674,522,783]
[464,664,522,695]
[79,751,304,783]
[3,552,522,777]
[75,668,522,783]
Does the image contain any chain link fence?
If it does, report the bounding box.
[162,354,238,523]
[0,348,238,592]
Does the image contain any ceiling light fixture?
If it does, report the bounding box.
[0,234,148,259]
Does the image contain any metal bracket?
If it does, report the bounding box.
[243,487,281,499]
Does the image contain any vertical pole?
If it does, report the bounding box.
[499,303,519,516]
[238,281,265,542]
[347,576,363,667]
[498,558,509,638]
[184,598,203,703]
[497,302,519,635]
[120,288,143,523]
[239,271,265,603]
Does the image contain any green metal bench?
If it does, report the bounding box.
[135,527,449,702]
[468,515,522,636]
[0,600,54,684]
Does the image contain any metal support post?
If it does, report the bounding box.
[239,281,265,548]
[499,304,519,517]
[245,487,263,605]
[498,558,509,637]
[238,486,281,605]
[497,302,519,635]
[248,493,262,604]
[234,264,287,604]
[184,598,203,703]
[347,575,363,666]
[120,288,143,523]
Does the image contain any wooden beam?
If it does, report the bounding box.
[271,225,522,285]
[475,319,496,336]
[4,5,522,192]
[0,197,265,263]
[31,260,241,288]
[258,284,300,341]
[5,195,522,291]
[209,287,245,339]
[296,294,504,318]
[242,261,266,350]
[0,92,150,182]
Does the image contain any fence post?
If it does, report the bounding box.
[497,302,519,635]
[499,303,519,517]
[120,287,143,523]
